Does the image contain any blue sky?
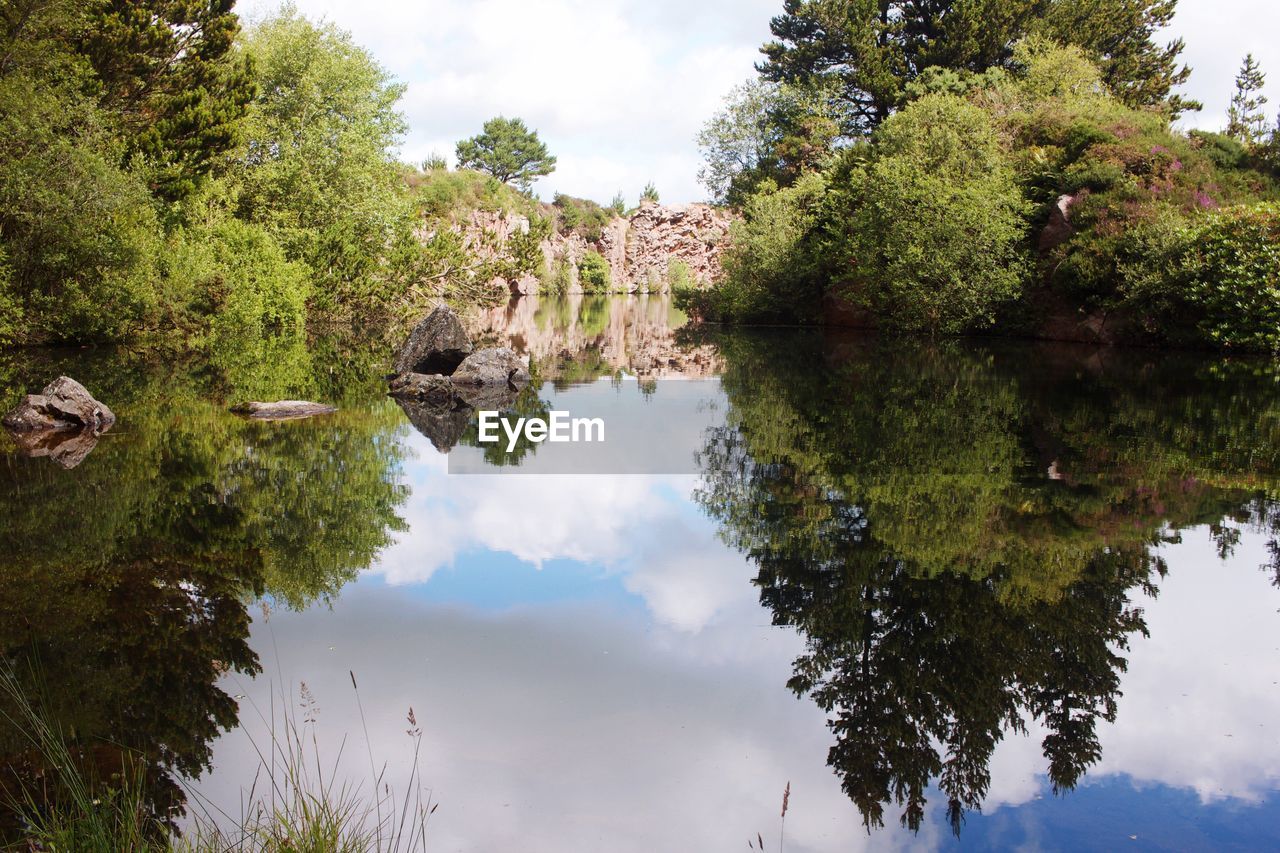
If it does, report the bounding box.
[240,0,1280,204]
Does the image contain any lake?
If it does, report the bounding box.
[2,293,1279,851]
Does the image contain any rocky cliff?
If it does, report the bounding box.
[455,200,735,296]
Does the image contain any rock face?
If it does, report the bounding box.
[452,202,736,296]
[606,201,734,291]
[230,401,339,420]
[3,377,116,433]
[451,347,530,386]
[394,304,474,375]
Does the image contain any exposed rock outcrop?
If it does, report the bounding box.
[1038,193,1082,252]
[4,377,116,433]
[452,202,736,296]
[451,346,530,386]
[230,401,339,420]
[394,304,474,375]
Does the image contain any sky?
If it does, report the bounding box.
[238,0,1280,205]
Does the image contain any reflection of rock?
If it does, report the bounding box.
[452,347,530,386]
[453,383,520,411]
[9,428,102,469]
[394,304,473,375]
[230,401,338,420]
[390,355,524,451]
[3,376,116,433]
[472,293,723,380]
[394,396,473,453]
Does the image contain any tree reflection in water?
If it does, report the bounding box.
[0,334,408,838]
[692,329,1280,834]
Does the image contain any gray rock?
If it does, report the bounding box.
[3,376,116,433]
[394,304,473,375]
[230,401,338,420]
[388,373,458,405]
[451,347,530,387]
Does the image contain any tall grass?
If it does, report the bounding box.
[0,662,434,852]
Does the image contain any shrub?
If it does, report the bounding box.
[541,258,573,295]
[0,247,18,346]
[553,193,614,241]
[667,258,694,294]
[641,182,660,204]
[843,94,1030,333]
[577,250,613,292]
[163,219,310,337]
[1123,203,1280,351]
[684,173,830,323]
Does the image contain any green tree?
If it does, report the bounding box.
[226,7,411,316]
[77,0,254,201]
[697,79,841,205]
[843,94,1029,332]
[1226,53,1269,146]
[640,182,660,203]
[1038,0,1195,115]
[759,0,1195,135]
[455,116,556,191]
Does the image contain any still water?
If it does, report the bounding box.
[2,294,1279,851]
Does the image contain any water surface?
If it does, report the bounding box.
[2,294,1279,851]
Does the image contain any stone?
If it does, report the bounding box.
[450,347,530,386]
[1038,193,1081,252]
[388,373,457,405]
[230,401,338,420]
[3,376,115,433]
[394,304,473,375]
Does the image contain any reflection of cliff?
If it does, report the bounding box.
[470,293,723,381]
[694,329,1280,835]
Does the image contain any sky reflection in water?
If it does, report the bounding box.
[2,294,1279,850]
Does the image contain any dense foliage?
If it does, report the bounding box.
[694,19,1280,349]
[0,3,542,347]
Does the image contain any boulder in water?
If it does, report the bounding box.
[394,304,474,375]
[451,347,530,387]
[230,401,338,420]
[3,376,116,433]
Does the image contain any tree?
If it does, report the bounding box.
[1226,53,1269,146]
[1038,0,1195,115]
[697,79,841,205]
[758,0,1195,135]
[227,7,410,314]
[844,94,1029,332]
[455,116,556,191]
[77,0,254,201]
[640,182,660,203]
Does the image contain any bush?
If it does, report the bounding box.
[162,219,310,338]
[553,194,614,241]
[843,95,1029,333]
[694,173,830,322]
[1123,203,1280,351]
[577,251,613,292]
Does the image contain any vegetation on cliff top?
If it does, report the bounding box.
[690,2,1280,351]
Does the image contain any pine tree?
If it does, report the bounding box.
[1226,54,1269,145]
[77,0,255,201]
[759,0,1196,136]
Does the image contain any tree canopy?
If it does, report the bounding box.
[455,116,557,191]
[758,0,1195,136]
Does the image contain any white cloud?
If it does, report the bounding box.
[238,1,1277,204]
